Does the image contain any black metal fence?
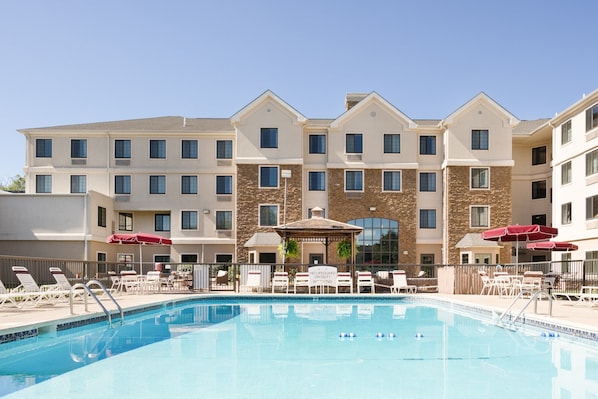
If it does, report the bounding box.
[0,255,592,295]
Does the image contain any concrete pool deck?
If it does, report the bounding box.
[0,292,597,338]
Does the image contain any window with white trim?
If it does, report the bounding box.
[216,211,232,230]
[181,140,198,159]
[150,140,166,158]
[70,175,86,193]
[181,176,198,194]
[419,172,436,192]
[181,211,198,230]
[149,175,166,194]
[383,134,400,153]
[419,209,436,228]
[345,170,363,191]
[471,130,489,150]
[561,120,572,145]
[383,171,401,191]
[561,161,572,185]
[36,175,52,193]
[471,168,489,189]
[259,166,279,188]
[308,171,325,191]
[259,205,278,226]
[471,206,489,227]
[562,202,572,224]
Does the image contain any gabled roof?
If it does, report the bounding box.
[330,92,416,129]
[244,232,281,247]
[230,90,307,125]
[442,92,520,127]
[456,233,502,249]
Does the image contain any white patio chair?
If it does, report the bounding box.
[271,272,289,293]
[293,272,310,293]
[478,270,497,295]
[336,272,353,294]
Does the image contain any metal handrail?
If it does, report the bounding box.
[70,280,123,326]
[497,288,553,328]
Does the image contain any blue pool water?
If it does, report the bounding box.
[1,298,598,398]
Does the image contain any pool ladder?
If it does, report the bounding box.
[70,280,124,326]
[497,288,553,329]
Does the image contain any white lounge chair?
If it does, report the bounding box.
[558,286,598,305]
[0,279,30,309]
[49,267,106,298]
[356,271,375,294]
[241,270,262,293]
[293,272,310,293]
[12,266,68,305]
[271,272,289,293]
[336,272,353,294]
[390,270,417,293]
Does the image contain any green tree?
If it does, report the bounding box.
[0,174,25,192]
[278,238,299,262]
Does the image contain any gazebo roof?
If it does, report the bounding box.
[273,207,362,242]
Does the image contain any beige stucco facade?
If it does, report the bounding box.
[3,88,586,267]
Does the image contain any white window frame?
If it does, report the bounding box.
[345,170,364,192]
[259,165,279,188]
[470,205,489,228]
[181,210,198,230]
[258,204,279,227]
[470,167,490,190]
[382,170,402,192]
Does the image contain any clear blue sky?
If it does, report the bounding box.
[1,0,597,181]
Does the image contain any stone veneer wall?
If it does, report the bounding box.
[235,164,303,263]
[326,168,417,264]
[445,166,512,264]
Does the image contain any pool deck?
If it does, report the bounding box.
[0,292,597,338]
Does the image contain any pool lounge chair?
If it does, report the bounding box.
[12,266,69,305]
[390,270,417,293]
[356,271,375,294]
[0,279,31,309]
[556,286,598,305]
[49,267,106,298]
[241,270,262,293]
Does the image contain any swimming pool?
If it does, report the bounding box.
[1,297,597,398]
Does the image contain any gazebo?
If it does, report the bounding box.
[273,207,363,264]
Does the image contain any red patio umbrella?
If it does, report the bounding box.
[107,233,172,273]
[481,224,558,274]
[526,241,578,251]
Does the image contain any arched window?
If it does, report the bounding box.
[348,218,399,264]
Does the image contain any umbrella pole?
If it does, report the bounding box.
[515,238,519,275]
[139,245,142,274]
